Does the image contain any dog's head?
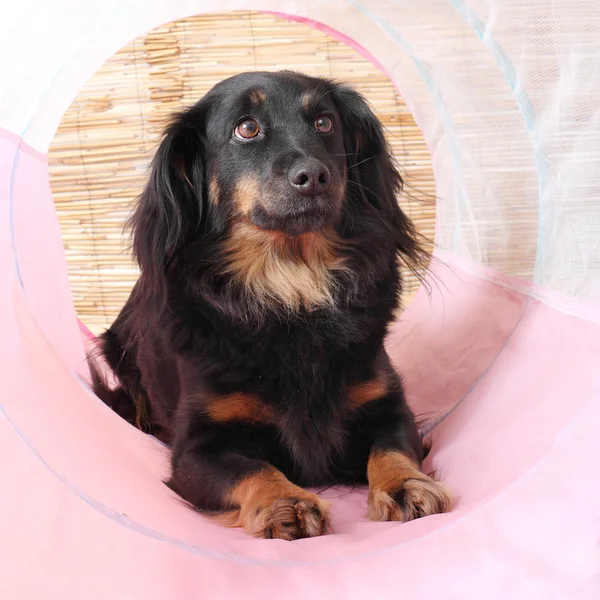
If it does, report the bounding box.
[207,72,349,237]
[131,71,424,313]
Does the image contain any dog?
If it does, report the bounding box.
[90,70,451,540]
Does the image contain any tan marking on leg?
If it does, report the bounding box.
[218,468,330,540]
[367,450,451,522]
[348,373,389,409]
[205,392,276,425]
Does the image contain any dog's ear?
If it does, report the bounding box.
[332,85,428,275]
[129,107,207,293]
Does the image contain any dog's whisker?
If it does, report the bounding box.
[345,156,376,171]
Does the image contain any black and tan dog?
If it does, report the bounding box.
[90,71,451,540]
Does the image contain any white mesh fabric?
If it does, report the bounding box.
[365,0,600,305]
[457,0,600,302]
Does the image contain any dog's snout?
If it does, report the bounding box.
[288,159,331,197]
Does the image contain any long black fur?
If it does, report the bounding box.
[91,71,430,518]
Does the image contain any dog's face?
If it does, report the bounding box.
[204,72,348,236]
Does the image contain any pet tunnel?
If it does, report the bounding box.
[1,1,599,598]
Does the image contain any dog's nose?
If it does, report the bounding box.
[288,159,331,196]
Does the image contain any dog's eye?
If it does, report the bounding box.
[315,114,333,134]
[234,118,260,139]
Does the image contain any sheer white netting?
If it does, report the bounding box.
[366,0,600,305]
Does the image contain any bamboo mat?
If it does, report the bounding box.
[49,11,436,335]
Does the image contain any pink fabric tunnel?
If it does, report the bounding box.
[1,1,600,597]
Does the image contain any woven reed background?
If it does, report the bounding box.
[48,11,437,335]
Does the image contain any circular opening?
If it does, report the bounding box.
[48,11,436,335]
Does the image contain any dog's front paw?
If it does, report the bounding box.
[248,494,330,540]
[367,450,451,522]
[368,475,451,522]
[222,468,330,540]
